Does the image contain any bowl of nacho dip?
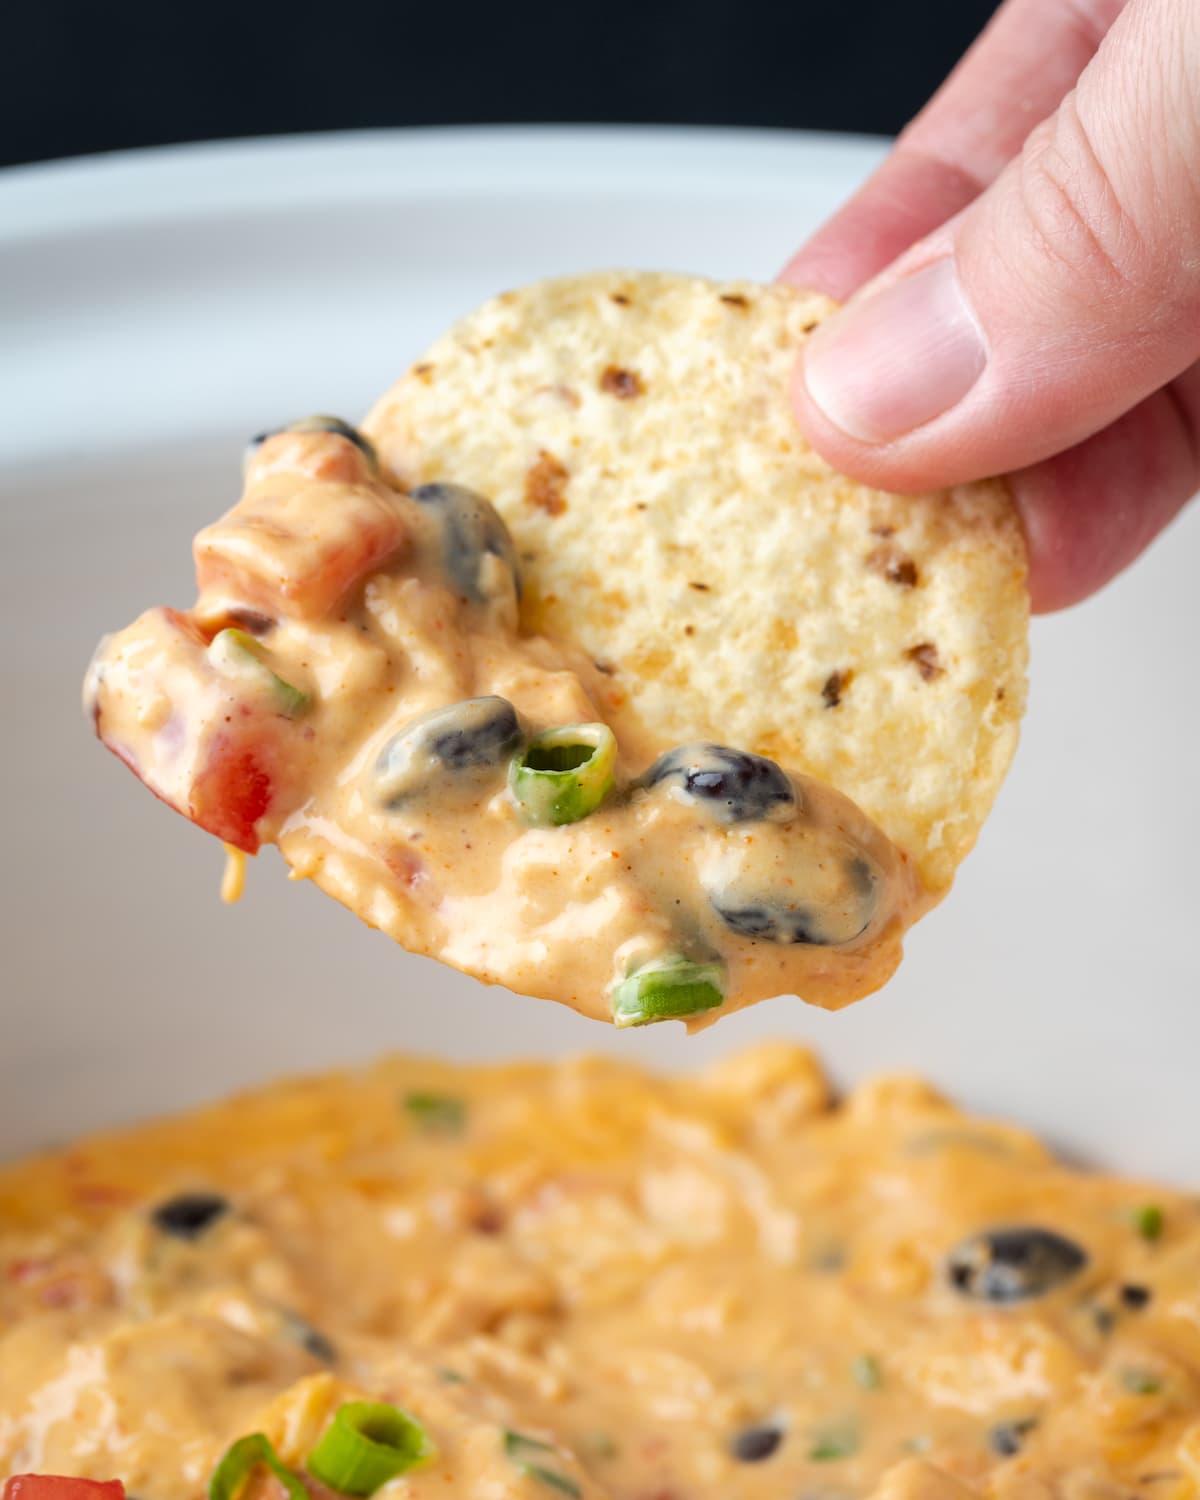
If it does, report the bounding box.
[4,1043,1200,1500]
[3,130,1200,1500]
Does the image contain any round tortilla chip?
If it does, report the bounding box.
[365,272,1028,893]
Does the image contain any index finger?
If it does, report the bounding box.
[779,0,1128,299]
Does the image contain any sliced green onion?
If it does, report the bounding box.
[308,1401,435,1496]
[515,1470,580,1499]
[403,1091,466,1136]
[1119,1366,1163,1395]
[1130,1203,1164,1242]
[509,724,616,826]
[209,1433,307,1500]
[611,954,725,1027]
[503,1431,582,1498]
[852,1353,882,1391]
[209,629,309,718]
[808,1419,859,1462]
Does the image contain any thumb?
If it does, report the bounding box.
[793,0,1200,493]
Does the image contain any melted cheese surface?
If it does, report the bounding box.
[85,427,927,1026]
[2,1046,1197,1499]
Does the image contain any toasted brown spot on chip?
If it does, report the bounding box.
[412,362,434,383]
[868,547,919,588]
[684,624,696,637]
[800,320,818,333]
[610,292,631,305]
[593,659,616,676]
[871,523,896,538]
[720,293,750,309]
[822,669,853,708]
[689,580,711,592]
[600,365,645,400]
[524,450,570,516]
[907,643,943,681]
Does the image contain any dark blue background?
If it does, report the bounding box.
[7,0,1002,169]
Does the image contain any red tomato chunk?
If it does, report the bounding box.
[3,1480,125,1500]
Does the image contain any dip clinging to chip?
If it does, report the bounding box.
[86,271,1028,1026]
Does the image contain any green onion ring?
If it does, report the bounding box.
[209,628,309,719]
[611,954,725,1027]
[209,1433,307,1500]
[402,1090,467,1136]
[1131,1203,1165,1241]
[509,724,616,826]
[307,1401,435,1496]
[809,1418,860,1462]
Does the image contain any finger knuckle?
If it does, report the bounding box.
[1015,94,1149,309]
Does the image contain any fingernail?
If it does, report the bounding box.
[803,258,987,444]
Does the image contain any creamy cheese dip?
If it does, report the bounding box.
[2,1046,1196,1500]
[85,421,927,1025]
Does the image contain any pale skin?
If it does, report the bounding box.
[781,0,1200,612]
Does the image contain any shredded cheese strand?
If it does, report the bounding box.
[220,844,247,905]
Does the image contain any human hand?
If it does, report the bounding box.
[781,0,1199,611]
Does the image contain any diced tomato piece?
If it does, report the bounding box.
[7,1257,51,1282]
[90,606,301,854]
[194,478,407,620]
[190,733,275,853]
[250,429,372,486]
[3,1479,125,1500]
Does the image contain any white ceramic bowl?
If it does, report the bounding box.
[1,128,1196,1180]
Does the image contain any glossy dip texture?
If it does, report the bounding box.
[2,1046,1197,1498]
[84,425,926,1024]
